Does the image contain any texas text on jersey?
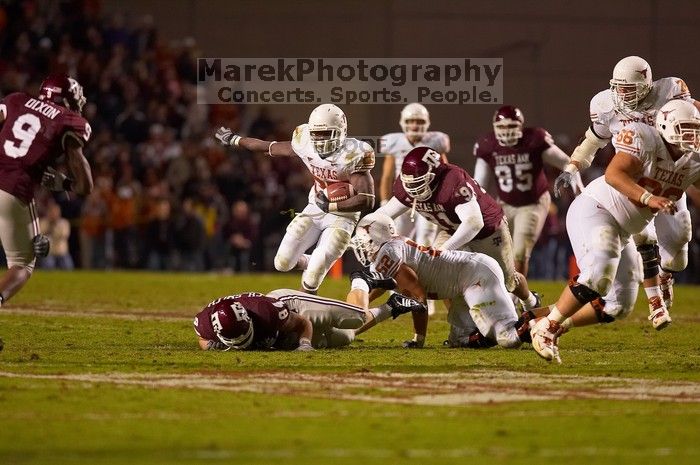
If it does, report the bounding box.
[392,163,503,238]
[292,123,374,218]
[0,92,91,203]
[473,127,553,206]
[193,293,290,350]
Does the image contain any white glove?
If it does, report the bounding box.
[295,337,314,352]
[215,127,242,147]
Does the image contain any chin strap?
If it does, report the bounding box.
[410,197,417,223]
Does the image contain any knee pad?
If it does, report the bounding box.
[568,275,602,305]
[661,244,688,272]
[592,297,615,323]
[676,210,692,244]
[637,243,660,280]
[495,328,522,349]
[274,253,294,272]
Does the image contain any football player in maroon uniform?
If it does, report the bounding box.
[0,74,93,307]
[473,105,582,276]
[194,287,424,351]
[376,146,541,316]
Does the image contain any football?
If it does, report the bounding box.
[324,182,356,202]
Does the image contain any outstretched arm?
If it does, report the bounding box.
[215,127,295,157]
[438,200,484,250]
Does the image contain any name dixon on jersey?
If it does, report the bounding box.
[24,98,61,119]
[494,153,530,165]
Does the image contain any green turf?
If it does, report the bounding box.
[0,271,699,464]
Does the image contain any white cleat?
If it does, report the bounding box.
[530,317,562,364]
[648,296,672,331]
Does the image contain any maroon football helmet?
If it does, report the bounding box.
[39,74,87,114]
[209,297,254,349]
[493,105,524,147]
[400,146,443,201]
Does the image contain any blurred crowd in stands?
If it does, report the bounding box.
[1,1,699,282]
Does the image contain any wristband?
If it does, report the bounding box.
[231,135,242,147]
[268,141,277,156]
[639,190,653,205]
[563,163,579,174]
[299,337,312,346]
[328,202,338,213]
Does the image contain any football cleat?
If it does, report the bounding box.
[350,270,397,291]
[659,272,674,310]
[402,339,425,349]
[648,296,672,331]
[530,317,562,364]
[387,293,427,319]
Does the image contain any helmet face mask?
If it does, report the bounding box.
[400,147,442,201]
[655,100,700,153]
[400,103,430,139]
[610,56,652,112]
[308,104,347,158]
[39,74,87,114]
[351,213,397,266]
[492,105,524,147]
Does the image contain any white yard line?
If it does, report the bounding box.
[1,370,698,405]
[2,307,187,321]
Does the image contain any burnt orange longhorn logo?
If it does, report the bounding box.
[637,68,648,78]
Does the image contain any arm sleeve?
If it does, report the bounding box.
[542,144,572,170]
[375,196,409,219]
[569,127,611,171]
[472,158,493,192]
[438,199,484,250]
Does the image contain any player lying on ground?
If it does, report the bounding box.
[554,56,700,324]
[193,288,422,351]
[349,212,536,349]
[216,104,374,294]
[531,100,700,363]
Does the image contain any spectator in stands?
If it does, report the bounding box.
[223,200,257,272]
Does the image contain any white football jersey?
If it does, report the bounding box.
[370,237,484,299]
[590,77,692,139]
[291,124,375,217]
[584,122,700,235]
[381,131,450,178]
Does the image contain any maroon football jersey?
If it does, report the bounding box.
[0,92,91,203]
[193,292,290,350]
[473,127,551,206]
[393,163,503,240]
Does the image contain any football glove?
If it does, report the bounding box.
[41,167,72,192]
[206,339,230,351]
[402,339,424,349]
[32,234,50,258]
[295,338,314,352]
[553,171,574,198]
[315,190,331,212]
[215,127,241,147]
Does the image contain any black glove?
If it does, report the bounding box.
[41,167,72,192]
[315,190,331,213]
[32,234,50,258]
[553,171,574,198]
[402,339,425,349]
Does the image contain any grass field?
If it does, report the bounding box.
[1,271,698,465]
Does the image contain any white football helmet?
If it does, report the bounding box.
[400,103,430,139]
[655,99,700,152]
[350,212,397,266]
[308,104,347,158]
[609,56,653,112]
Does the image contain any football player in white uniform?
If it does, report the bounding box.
[554,56,700,322]
[349,212,535,350]
[216,104,375,293]
[532,100,700,363]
